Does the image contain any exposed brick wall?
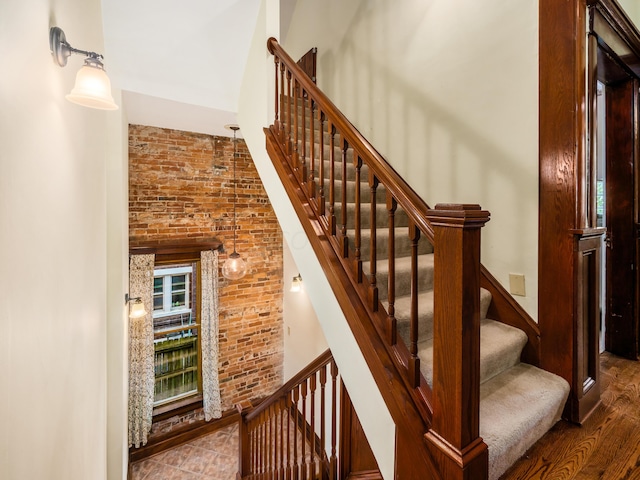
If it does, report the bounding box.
[129,124,284,416]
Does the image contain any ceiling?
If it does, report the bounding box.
[101,0,263,137]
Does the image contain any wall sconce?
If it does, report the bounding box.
[290,274,303,293]
[49,26,119,110]
[125,294,147,319]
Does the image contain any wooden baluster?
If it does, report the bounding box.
[286,69,292,156]
[286,392,292,480]
[424,204,490,480]
[387,194,398,345]
[329,360,338,480]
[408,220,420,387]
[268,403,273,479]
[309,372,317,480]
[279,61,286,141]
[274,55,280,133]
[319,364,327,480]
[300,378,308,479]
[340,137,349,257]
[292,386,300,480]
[328,121,337,236]
[261,411,266,477]
[299,86,307,186]
[369,171,379,310]
[318,110,326,217]
[293,79,300,175]
[308,98,316,201]
[279,397,285,480]
[354,154,363,282]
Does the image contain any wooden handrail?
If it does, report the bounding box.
[267,37,435,241]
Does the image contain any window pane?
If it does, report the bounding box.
[153,277,163,293]
[172,275,186,290]
[153,295,163,311]
[171,292,186,309]
[154,327,199,404]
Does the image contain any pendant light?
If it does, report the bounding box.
[222,125,247,280]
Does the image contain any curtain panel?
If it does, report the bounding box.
[128,253,155,448]
[201,249,222,421]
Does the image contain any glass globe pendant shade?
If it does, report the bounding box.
[66,61,118,110]
[222,251,247,280]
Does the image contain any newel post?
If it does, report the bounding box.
[424,204,490,480]
[236,404,250,479]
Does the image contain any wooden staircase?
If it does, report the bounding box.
[258,38,570,480]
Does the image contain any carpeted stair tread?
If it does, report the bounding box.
[479,363,570,480]
[392,288,493,346]
[363,253,434,300]
[348,226,433,260]
[414,318,530,388]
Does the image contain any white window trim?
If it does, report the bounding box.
[153,266,193,318]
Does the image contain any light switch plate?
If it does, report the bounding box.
[509,274,526,296]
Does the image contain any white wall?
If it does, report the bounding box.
[284,0,540,318]
[105,89,129,480]
[0,0,115,478]
[282,240,329,380]
[238,1,396,478]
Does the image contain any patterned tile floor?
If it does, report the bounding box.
[130,424,238,480]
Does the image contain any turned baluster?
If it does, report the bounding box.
[340,137,349,257]
[328,122,337,236]
[309,372,317,480]
[300,378,308,479]
[274,55,280,133]
[279,61,286,141]
[286,69,295,156]
[319,364,327,480]
[387,194,398,345]
[408,220,420,387]
[354,154,363,282]
[329,360,338,480]
[369,171,379,310]
[286,393,293,480]
[318,110,326,217]
[293,80,300,177]
[299,86,307,186]
[292,387,300,480]
[308,98,316,201]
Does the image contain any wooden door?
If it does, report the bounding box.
[604,78,639,360]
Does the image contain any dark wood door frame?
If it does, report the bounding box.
[539,0,640,423]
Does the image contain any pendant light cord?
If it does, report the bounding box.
[232,128,238,253]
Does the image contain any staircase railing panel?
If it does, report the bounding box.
[238,350,337,480]
[265,38,542,479]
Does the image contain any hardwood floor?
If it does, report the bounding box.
[501,352,640,479]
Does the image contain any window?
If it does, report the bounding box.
[152,263,201,407]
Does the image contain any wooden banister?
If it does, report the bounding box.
[265,38,540,479]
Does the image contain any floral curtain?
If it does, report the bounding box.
[201,249,222,421]
[128,253,155,448]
